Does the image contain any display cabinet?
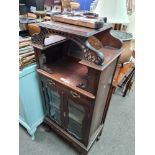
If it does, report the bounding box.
[32,20,122,155]
[19,64,44,140]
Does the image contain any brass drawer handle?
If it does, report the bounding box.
[49,80,55,86]
[70,91,80,98]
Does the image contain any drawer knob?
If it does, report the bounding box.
[49,80,55,85]
[70,91,80,98]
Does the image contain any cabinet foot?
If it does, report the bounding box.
[96,136,101,142]
[80,151,88,155]
[96,129,103,142]
[27,128,36,140]
[31,134,35,140]
[45,127,51,132]
[43,124,51,132]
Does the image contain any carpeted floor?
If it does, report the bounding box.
[19,87,135,155]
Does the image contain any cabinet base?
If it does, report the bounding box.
[44,117,103,155]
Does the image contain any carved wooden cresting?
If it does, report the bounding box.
[31,29,104,65]
[31,21,112,65]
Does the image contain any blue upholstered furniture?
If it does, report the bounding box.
[76,0,94,10]
[19,63,44,140]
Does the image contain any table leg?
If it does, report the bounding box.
[123,69,135,97]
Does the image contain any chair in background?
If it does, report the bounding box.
[61,0,80,12]
[27,24,41,36]
[70,1,80,10]
[112,39,135,97]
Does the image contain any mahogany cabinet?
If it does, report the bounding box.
[32,20,122,155]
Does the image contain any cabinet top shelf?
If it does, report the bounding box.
[39,21,112,37]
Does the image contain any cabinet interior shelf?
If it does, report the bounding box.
[45,58,88,88]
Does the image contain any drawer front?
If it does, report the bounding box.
[40,74,95,104]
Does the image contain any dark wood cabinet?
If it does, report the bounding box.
[32,20,122,155]
[40,73,93,146]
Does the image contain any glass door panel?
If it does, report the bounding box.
[47,87,61,125]
[67,99,85,140]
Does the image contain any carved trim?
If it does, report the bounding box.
[85,37,104,65]
[31,27,105,65]
[31,28,49,46]
[47,29,87,53]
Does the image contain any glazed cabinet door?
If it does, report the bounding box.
[67,98,85,140]
[43,80,63,126]
[64,91,91,145]
[46,86,61,125]
[40,75,92,145]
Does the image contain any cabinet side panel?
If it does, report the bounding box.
[19,69,44,127]
[89,59,117,139]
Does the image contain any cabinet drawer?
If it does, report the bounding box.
[38,71,95,104]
